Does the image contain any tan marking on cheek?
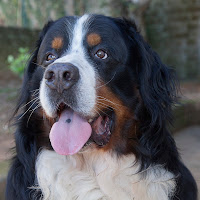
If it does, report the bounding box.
[52,37,63,49]
[96,84,131,124]
[87,33,101,46]
[94,82,138,152]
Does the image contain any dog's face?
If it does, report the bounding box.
[39,15,130,117]
[20,14,176,157]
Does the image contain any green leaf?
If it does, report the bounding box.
[7,47,30,78]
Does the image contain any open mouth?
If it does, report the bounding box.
[49,103,114,155]
[85,109,113,147]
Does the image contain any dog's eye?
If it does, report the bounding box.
[95,49,108,59]
[46,53,56,61]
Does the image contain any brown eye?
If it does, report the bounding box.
[95,49,108,59]
[46,53,56,61]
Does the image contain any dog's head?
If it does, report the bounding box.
[16,14,177,158]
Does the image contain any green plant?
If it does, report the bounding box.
[7,47,30,78]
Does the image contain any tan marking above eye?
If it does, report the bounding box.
[52,37,63,49]
[87,33,101,46]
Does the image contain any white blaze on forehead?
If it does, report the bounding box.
[54,14,90,63]
[40,14,96,117]
[71,14,89,53]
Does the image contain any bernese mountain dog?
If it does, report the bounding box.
[6,14,197,200]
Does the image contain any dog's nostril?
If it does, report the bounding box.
[44,63,79,91]
[45,71,55,81]
[63,71,71,81]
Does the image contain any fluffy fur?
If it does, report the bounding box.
[6,14,197,200]
[35,149,175,200]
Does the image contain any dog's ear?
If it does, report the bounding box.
[13,21,54,118]
[114,19,179,167]
[116,19,178,128]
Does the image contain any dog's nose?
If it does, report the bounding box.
[44,63,79,93]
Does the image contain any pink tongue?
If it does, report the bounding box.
[49,109,92,155]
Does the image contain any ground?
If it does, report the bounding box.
[0,69,199,199]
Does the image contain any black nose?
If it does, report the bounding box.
[44,63,79,93]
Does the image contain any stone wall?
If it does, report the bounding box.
[145,0,200,80]
[0,27,40,70]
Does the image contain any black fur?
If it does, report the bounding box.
[6,15,197,200]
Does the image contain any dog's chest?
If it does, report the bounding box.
[35,150,175,200]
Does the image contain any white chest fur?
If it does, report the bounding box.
[35,149,176,200]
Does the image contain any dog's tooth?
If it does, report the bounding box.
[88,119,93,123]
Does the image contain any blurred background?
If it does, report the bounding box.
[0,0,200,199]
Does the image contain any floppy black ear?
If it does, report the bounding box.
[13,20,54,118]
[121,19,178,128]
[137,41,178,127]
[114,19,179,168]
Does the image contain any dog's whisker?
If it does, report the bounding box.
[95,106,112,118]
[32,62,45,68]
[96,104,115,114]
[30,89,40,97]
[26,104,41,126]
[93,109,102,118]
[56,103,60,110]
[18,99,40,120]
[96,99,116,108]
[21,97,39,109]
[96,96,122,107]
[96,102,116,111]
[32,91,40,97]
[95,72,116,89]
[30,89,39,93]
